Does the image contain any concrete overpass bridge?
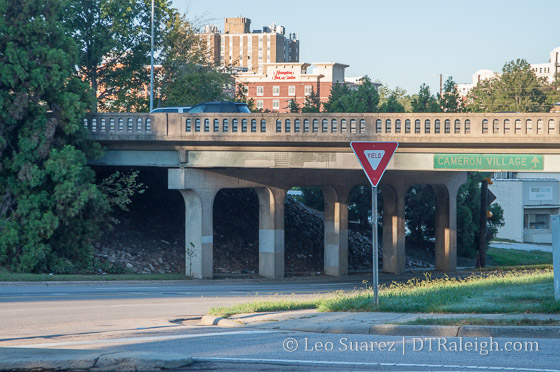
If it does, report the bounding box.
[86,112,560,278]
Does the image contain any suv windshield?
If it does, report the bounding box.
[187,102,250,113]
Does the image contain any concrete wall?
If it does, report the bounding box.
[491,180,524,242]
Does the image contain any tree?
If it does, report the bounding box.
[0,0,142,273]
[322,76,379,113]
[322,82,353,112]
[233,83,255,112]
[288,98,300,113]
[67,0,174,112]
[439,76,463,112]
[380,90,405,113]
[302,87,321,113]
[464,78,494,113]
[405,186,436,249]
[456,173,504,258]
[465,59,547,113]
[156,11,231,107]
[352,76,379,112]
[411,84,440,112]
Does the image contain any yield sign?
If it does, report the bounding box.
[350,142,399,187]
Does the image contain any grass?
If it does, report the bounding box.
[209,270,560,317]
[398,317,560,327]
[0,273,189,282]
[487,247,553,266]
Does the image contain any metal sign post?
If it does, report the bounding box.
[350,142,398,308]
[372,186,379,307]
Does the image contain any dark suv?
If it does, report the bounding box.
[187,101,251,113]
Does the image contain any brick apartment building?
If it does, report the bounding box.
[235,62,352,112]
[200,17,299,74]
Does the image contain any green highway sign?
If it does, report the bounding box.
[434,154,544,171]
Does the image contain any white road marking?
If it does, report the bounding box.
[10,330,275,348]
[192,357,560,372]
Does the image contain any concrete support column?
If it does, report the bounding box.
[256,187,287,278]
[433,176,464,271]
[381,184,408,274]
[322,186,352,276]
[179,189,218,279]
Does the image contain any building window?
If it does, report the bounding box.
[272,100,280,110]
[257,86,264,96]
[524,213,550,230]
[304,85,312,96]
[256,100,263,110]
[273,86,280,96]
[288,86,295,96]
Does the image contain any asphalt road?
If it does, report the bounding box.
[0,277,369,340]
[2,276,558,371]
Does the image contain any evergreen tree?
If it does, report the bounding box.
[302,87,321,113]
[380,91,405,113]
[439,76,463,112]
[288,99,301,113]
[411,84,441,112]
[0,0,142,273]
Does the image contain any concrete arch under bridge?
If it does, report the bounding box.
[169,168,466,279]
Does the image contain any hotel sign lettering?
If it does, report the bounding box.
[272,70,296,80]
[434,154,544,171]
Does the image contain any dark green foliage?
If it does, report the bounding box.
[411,84,441,113]
[158,11,231,107]
[288,98,301,113]
[0,0,105,272]
[405,185,436,249]
[456,173,504,258]
[348,186,372,229]
[0,0,143,273]
[439,76,463,113]
[323,76,379,113]
[302,87,321,113]
[68,0,175,112]
[299,187,324,211]
[465,59,547,113]
[234,83,255,112]
[379,91,405,113]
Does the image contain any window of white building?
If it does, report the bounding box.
[304,85,312,96]
[272,100,280,110]
[257,86,264,96]
[288,86,296,96]
[256,100,264,110]
[273,86,280,96]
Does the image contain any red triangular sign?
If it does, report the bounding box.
[350,142,398,187]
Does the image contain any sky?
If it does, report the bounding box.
[172,0,559,95]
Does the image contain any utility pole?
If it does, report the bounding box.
[439,73,443,98]
[477,178,488,268]
[150,0,154,112]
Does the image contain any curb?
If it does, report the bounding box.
[0,349,193,372]
[200,315,244,328]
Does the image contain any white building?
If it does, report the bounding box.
[491,174,560,243]
[457,47,560,98]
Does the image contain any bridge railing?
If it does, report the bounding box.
[85,112,560,143]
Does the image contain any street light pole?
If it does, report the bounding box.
[150,0,154,112]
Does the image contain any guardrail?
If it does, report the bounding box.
[84,113,560,144]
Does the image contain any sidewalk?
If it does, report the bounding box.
[202,309,560,339]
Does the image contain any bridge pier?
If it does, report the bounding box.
[381,184,408,274]
[323,186,351,277]
[256,187,287,279]
[179,188,217,279]
[433,176,464,271]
